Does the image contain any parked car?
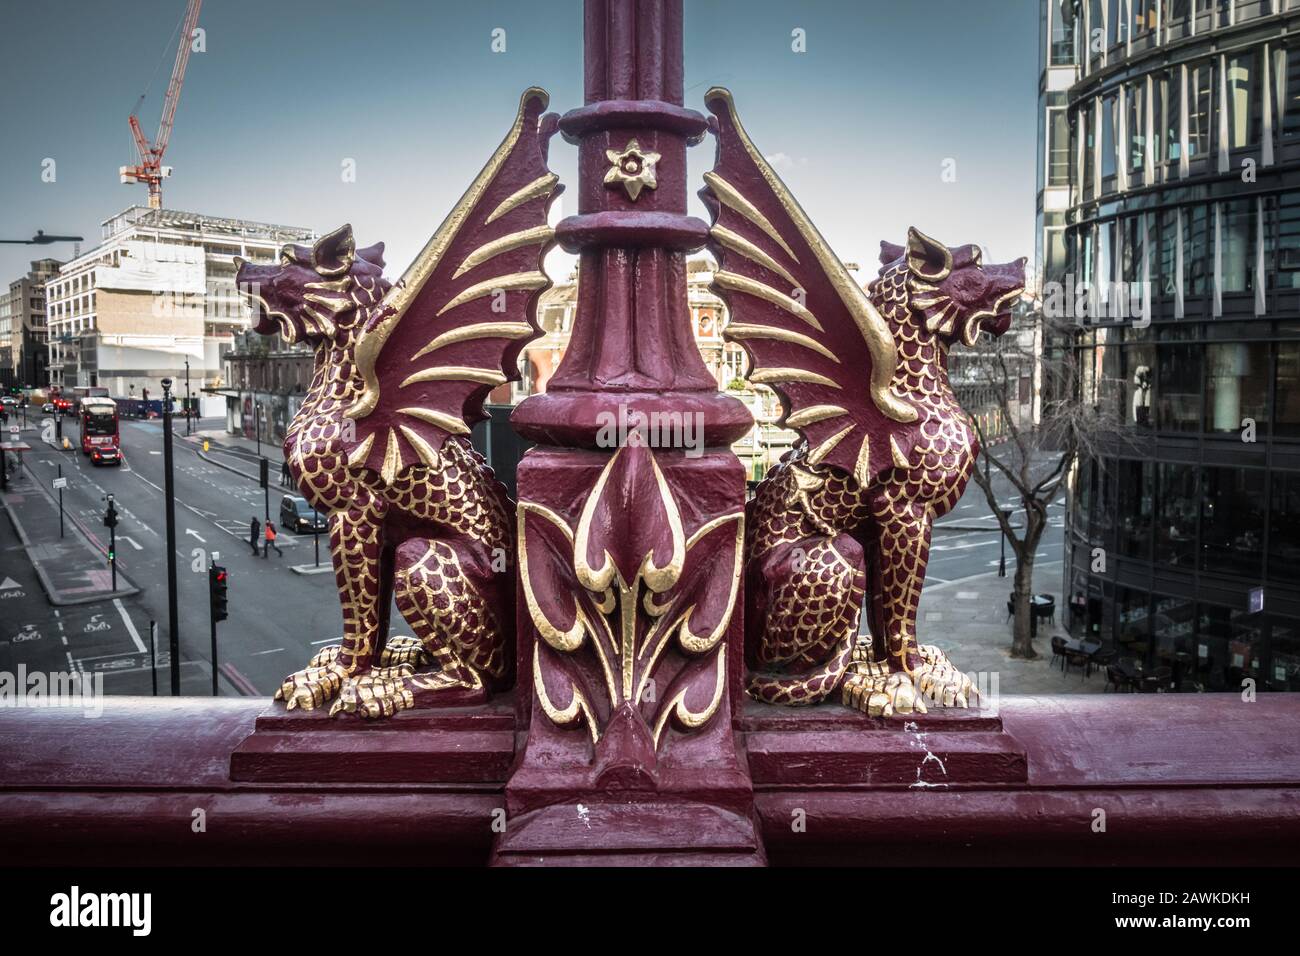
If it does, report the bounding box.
[41,403,56,414]
[279,495,326,533]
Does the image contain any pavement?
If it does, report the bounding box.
[908,560,1108,696]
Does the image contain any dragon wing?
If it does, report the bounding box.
[345,88,562,482]
[701,88,921,485]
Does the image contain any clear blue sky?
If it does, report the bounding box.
[0,0,1040,282]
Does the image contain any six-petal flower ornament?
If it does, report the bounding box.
[604,139,660,201]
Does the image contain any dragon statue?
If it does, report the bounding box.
[702,89,1026,718]
[236,89,560,718]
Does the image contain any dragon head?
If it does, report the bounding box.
[878,227,1025,347]
[236,224,388,347]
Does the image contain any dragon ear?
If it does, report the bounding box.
[312,224,356,277]
[356,242,385,268]
[905,227,952,282]
[879,241,905,267]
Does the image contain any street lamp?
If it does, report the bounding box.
[161,378,181,695]
[999,507,1013,578]
[184,358,192,436]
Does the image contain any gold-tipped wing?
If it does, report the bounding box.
[344,88,562,482]
[701,88,920,486]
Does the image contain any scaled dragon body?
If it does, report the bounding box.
[236,90,559,717]
[703,89,1025,718]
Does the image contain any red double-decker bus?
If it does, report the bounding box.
[80,397,121,466]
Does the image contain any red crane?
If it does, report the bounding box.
[120,0,204,209]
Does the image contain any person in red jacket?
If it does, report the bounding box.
[263,520,282,558]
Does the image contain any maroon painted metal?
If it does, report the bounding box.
[510,0,750,447]
[502,0,756,841]
[3,695,1299,865]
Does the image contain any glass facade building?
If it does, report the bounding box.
[1037,0,1300,692]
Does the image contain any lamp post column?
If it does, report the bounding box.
[501,0,757,855]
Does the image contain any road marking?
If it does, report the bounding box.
[310,638,339,645]
[251,647,284,656]
[113,597,146,653]
[185,528,207,543]
[956,591,979,599]
[118,536,143,550]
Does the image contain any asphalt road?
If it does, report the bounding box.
[2,415,1065,698]
[5,416,344,697]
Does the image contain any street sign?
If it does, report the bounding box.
[52,477,67,490]
[1249,587,1265,614]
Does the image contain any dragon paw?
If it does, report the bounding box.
[841,670,926,718]
[328,666,418,719]
[377,636,431,669]
[914,645,980,708]
[274,656,353,711]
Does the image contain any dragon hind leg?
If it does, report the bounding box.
[866,497,979,709]
[331,538,507,717]
[745,534,864,707]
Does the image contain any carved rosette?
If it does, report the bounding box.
[519,442,742,754]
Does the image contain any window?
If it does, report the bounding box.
[1280,194,1300,288]
[1218,200,1254,294]
[1277,341,1300,437]
[1270,471,1300,578]
[1051,0,1077,66]
[1082,106,1096,196]
[1205,341,1268,433]
[1158,209,1178,298]
[1088,0,1106,69]
[1198,604,1265,690]
[1201,467,1266,578]
[1157,342,1202,430]
[1156,463,1198,566]
[1184,205,1211,296]
[1188,62,1214,158]
[1048,109,1071,186]
[1101,95,1118,183]
[1129,83,1145,173]
[1123,338,1156,426]
[1133,0,1158,37]
[1108,0,1123,49]
[1160,69,1181,163]
[1117,460,1154,559]
[1224,52,1261,150]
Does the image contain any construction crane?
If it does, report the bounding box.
[120,0,203,209]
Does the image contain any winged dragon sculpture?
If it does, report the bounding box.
[702,89,1026,718]
[236,89,560,717]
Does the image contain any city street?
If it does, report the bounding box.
[2,414,342,697]
[2,413,1066,700]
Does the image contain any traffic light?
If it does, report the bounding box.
[103,499,118,529]
[209,565,229,623]
[259,457,269,489]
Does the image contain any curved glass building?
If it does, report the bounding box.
[1036,0,1300,692]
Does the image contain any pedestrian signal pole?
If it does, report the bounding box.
[208,555,228,697]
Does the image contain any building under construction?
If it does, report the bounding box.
[45,205,314,412]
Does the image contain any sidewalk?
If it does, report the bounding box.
[1,455,139,606]
[908,560,1106,695]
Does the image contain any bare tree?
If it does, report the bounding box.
[964,305,1116,659]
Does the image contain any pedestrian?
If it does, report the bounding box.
[249,516,261,556]
[264,520,282,558]
[280,458,292,488]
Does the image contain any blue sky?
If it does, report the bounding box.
[0,0,1040,282]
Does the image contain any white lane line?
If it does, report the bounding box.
[114,598,146,654]
[251,647,284,656]
[310,638,339,645]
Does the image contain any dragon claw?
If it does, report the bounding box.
[275,659,352,711]
[330,668,417,719]
[377,636,431,669]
